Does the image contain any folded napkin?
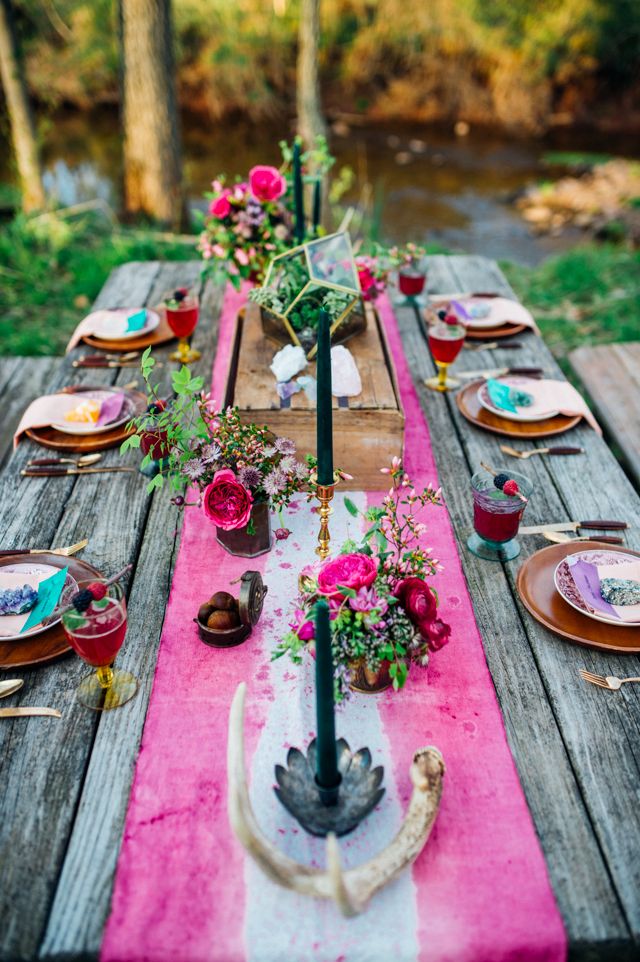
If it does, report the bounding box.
[433,294,541,335]
[487,376,601,434]
[568,558,640,623]
[14,392,125,447]
[66,308,147,353]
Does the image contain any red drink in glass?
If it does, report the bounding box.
[166,300,199,338]
[62,582,138,710]
[467,468,533,561]
[399,270,426,297]
[425,319,466,391]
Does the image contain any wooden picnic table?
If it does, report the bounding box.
[0,258,638,962]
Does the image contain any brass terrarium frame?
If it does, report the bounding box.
[262,232,363,360]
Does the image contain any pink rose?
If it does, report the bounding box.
[317,552,378,599]
[394,577,437,628]
[209,191,231,218]
[249,165,286,203]
[202,469,253,530]
[424,618,451,652]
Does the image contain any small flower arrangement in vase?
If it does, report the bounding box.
[198,165,294,289]
[122,350,310,557]
[274,458,451,697]
[388,242,428,299]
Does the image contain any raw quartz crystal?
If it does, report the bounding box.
[270,344,307,383]
[0,584,38,616]
[600,577,640,606]
[331,345,362,397]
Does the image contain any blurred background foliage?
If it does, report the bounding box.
[10,0,640,132]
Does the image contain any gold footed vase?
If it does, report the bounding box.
[348,658,392,694]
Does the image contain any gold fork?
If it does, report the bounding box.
[0,539,88,559]
[579,669,640,691]
[500,444,584,459]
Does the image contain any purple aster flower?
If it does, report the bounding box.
[200,442,221,465]
[183,458,205,481]
[263,467,287,497]
[238,466,262,489]
[275,437,296,455]
[279,454,297,474]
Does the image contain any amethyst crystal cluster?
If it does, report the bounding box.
[0,584,38,616]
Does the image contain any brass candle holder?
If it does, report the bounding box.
[315,483,335,559]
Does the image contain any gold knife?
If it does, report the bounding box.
[0,707,61,718]
[21,467,136,477]
[520,520,628,534]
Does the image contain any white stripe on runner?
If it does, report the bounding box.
[243,493,419,962]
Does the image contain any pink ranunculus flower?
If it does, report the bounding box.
[290,609,315,641]
[249,165,287,203]
[209,191,232,218]
[202,469,253,530]
[424,618,451,652]
[317,552,378,599]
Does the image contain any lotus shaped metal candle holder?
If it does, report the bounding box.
[275,738,385,837]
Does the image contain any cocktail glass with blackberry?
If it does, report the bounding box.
[467,467,532,561]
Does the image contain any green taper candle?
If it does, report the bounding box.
[316,308,333,486]
[312,177,321,235]
[314,598,339,788]
[293,139,305,244]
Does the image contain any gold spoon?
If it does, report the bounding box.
[0,679,24,699]
[27,453,103,469]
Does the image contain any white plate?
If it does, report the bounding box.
[554,549,640,627]
[0,563,78,642]
[477,378,560,423]
[52,390,134,436]
[93,308,160,342]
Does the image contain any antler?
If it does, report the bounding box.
[227,682,445,916]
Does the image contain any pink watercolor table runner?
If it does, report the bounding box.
[101,290,566,962]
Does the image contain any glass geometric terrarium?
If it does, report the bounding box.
[248,231,366,359]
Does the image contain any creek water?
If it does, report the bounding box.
[2,108,638,265]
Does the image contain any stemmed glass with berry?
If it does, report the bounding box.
[165,287,201,364]
[424,309,466,392]
[61,579,138,710]
[467,466,532,561]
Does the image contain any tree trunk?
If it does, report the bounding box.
[0,0,45,213]
[121,0,185,229]
[296,0,327,148]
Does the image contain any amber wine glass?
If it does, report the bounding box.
[425,316,466,392]
[61,582,138,711]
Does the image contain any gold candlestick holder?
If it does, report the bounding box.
[315,483,335,560]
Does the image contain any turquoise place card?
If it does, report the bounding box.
[20,566,68,633]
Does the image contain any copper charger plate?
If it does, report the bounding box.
[0,553,103,669]
[465,322,527,340]
[456,380,581,439]
[82,309,176,352]
[25,385,147,453]
[517,541,640,653]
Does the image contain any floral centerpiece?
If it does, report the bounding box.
[274,458,451,697]
[122,350,311,555]
[198,165,293,288]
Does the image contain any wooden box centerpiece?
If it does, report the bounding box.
[224,299,405,491]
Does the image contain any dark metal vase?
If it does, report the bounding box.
[215,501,272,558]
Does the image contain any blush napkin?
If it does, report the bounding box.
[14,391,125,447]
[65,308,148,352]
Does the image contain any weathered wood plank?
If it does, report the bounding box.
[0,263,164,962]
[40,263,224,961]
[569,342,640,491]
[400,255,640,957]
[0,357,59,470]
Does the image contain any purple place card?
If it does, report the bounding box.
[567,558,620,620]
[97,392,126,426]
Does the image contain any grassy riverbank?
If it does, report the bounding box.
[0,213,637,358]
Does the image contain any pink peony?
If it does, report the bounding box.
[249,165,287,203]
[209,191,232,218]
[202,469,253,530]
[317,552,378,599]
